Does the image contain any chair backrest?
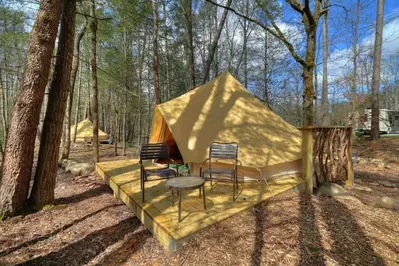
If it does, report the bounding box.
[209,142,238,168]
[140,143,170,162]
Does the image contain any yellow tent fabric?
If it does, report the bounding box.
[150,72,302,180]
[71,119,109,141]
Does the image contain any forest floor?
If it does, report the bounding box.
[0,139,398,266]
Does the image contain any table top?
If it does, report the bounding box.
[166,176,205,190]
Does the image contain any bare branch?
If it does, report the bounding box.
[285,0,304,15]
[205,0,307,67]
[255,0,307,66]
[304,0,315,25]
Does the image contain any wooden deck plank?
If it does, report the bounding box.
[96,159,304,251]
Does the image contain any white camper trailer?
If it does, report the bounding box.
[361,109,399,134]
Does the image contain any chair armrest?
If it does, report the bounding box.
[199,158,210,176]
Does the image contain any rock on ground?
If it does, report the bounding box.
[353,184,372,192]
[371,197,399,211]
[61,159,94,176]
[316,182,347,196]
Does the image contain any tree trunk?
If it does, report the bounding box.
[201,0,231,84]
[263,30,270,108]
[0,69,8,150]
[162,0,171,100]
[303,27,317,126]
[0,0,62,217]
[152,0,161,104]
[371,0,385,140]
[243,1,249,88]
[91,0,99,162]
[136,34,146,147]
[29,0,76,209]
[184,0,195,90]
[351,0,360,116]
[73,64,82,143]
[61,18,87,160]
[114,109,119,156]
[321,8,329,126]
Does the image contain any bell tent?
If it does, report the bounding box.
[71,119,109,142]
[150,72,302,181]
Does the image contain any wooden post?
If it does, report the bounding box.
[301,128,313,194]
[346,128,354,188]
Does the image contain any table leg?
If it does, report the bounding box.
[199,187,201,198]
[172,190,175,205]
[202,186,206,210]
[178,190,182,222]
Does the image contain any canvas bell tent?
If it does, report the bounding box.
[150,72,302,181]
[71,119,109,142]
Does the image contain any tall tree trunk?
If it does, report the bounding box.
[183,0,195,90]
[162,0,171,100]
[91,0,99,162]
[321,5,329,126]
[351,0,360,117]
[84,57,91,120]
[122,26,128,156]
[61,18,87,160]
[243,1,249,88]
[114,108,119,156]
[29,0,76,209]
[263,30,270,108]
[201,0,231,84]
[73,64,82,143]
[136,34,147,147]
[371,0,385,140]
[303,28,317,126]
[0,69,8,150]
[0,0,62,217]
[152,0,161,104]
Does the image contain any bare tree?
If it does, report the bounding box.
[207,0,328,126]
[91,0,99,162]
[61,17,88,160]
[152,0,161,104]
[321,0,329,126]
[371,0,385,140]
[29,0,76,209]
[351,0,360,112]
[201,0,232,84]
[0,0,62,217]
[181,0,196,90]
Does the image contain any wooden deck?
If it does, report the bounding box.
[96,159,304,251]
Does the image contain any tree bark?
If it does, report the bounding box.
[321,5,328,126]
[351,0,360,116]
[162,0,171,100]
[91,0,99,162]
[136,33,146,147]
[73,64,82,143]
[29,0,76,209]
[263,30,270,108]
[61,18,87,160]
[0,69,8,151]
[0,0,62,217]
[152,0,161,104]
[183,0,195,90]
[201,0,231,84]
[371,0,385,140]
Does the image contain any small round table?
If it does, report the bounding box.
[166,176,206,222]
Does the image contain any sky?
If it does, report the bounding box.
[321,0,399,81]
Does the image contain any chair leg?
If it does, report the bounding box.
[141,171,145,203]
[202,186,206,210]
[210,173,213,186]
[232,174,236,201]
